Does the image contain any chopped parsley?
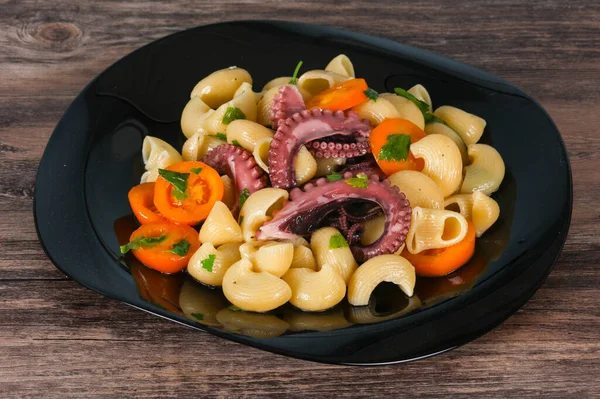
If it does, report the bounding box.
[190,313,204,321]
[158,169,189,200]
[222,107,246,125]
[329,233,348,249]
[231,139,242,147]
[364,88,379,101]
[215,132,227,141]
[239,188,250,209]
[288,60,303,85]
[394,87,430,114]
[238,215,244,225]
[378,134,411,162]
[120,235,167,254]
[190,167,202,174]
[345,173,369,188]
[167,239,191,257]
[326,173,343,182]
[201,254,216,272]
[424,113,446,125]
[228,305,243,312]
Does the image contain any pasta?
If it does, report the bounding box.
[140,136,183,183]
[407,84,432,109]
[297,69,349,96]
[290,244,318,270]
[351,97,402,127]
[238,188,289,241]
[219,175,235,210]
[239,241,294,277]
[445,191,500,237]
[198,201,243,246]
[325,54,355,78]
[282,263,346,312]
[295,145,317,184]
[252,137,271,173]
[387,170,445,210]
[262,76,292,92]
[310,227,357,284]
[347,254,416,306]
[433,105,486,146]
[178,280,229,327]
[190,66,252,109]
[424,121,469,164]
[410,134,463,197]
[203,82,258,135]
[461,143,505,195]
[225,119,274,153]
[187,242,241,286]
[405,207,469,254]
[180,96,213,139]
[181,131,223,161]
[379,93,425,129]
[222,258,292,312]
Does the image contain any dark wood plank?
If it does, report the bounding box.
[1,0,599,397]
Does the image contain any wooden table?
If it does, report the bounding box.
[1,1,599,397]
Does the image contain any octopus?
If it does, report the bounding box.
[202,144,267,215]
[268,86,372,189]
[256,172,411,262]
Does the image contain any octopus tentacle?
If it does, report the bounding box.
[256,172,411,262]
[308,140,371,158]
[338,157,387,180]
[268,109,371,189]
[269,85,306,129]
[202,144,267,215]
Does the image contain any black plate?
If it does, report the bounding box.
[34,20,572,365]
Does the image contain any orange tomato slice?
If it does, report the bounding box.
[154,161,224,225]
[128,183,167,225]
[402,221,477,277]
[126,222,200,274]
[305,78,369,111]
[369,118,426,175]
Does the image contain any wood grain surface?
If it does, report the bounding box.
[1,0,599,397]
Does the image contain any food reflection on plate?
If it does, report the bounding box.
[215,308,289,338]
[283,307,353,332]
[179,280,229,327]
[346,283,421,324]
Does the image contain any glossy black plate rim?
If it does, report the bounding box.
[34,19,573,365]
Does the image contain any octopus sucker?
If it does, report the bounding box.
[202,144,268,215]
[256,173,411,262]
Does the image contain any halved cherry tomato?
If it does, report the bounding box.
[128,183,167,225]
[402,221,476,277]
[369,118,426,175]
[127,222,200,274]
[305,78,369,111]
[154,161,224,225]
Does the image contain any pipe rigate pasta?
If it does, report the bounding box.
[239,188,289,242]
[181,131,223,161]
[190,66,252,109]
[297,69,349,96]
[379,93,425,129]
[198,201,243,246]
[310,227,358,284]
[407,84,432,109]
[140,136,183,183]
[325,54,355,78]
[204,82,258,135]
[387,170,444,210]
[282,263,346,312]
[433,105,486,146]
[424,121,468,164]
[225,119,274,153]
[351,97,402,127]
[187,242,242,287]
[445,192,500,237]
[180,96,213,139]
[405,207,469,254]
[461,144,505,195]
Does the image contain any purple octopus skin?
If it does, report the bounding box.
[270,85,306,129]
[201,144,267,215]
[308,139,371,158]
[268,109,371,189]
[339,157,387,180]
[256,172,411,262]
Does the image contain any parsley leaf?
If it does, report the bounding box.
[158,169,189,196]
[171,188,188,200]
[329,233,348,249]
[215,132,227,141]
[222,107,246,125]
[231,139,242,147]
[191,167,202,174]
[326,173,343,182]
[394,87,430,114]
[190,313,204,321]
[167,239,191,256]
[364,88,379,101]
[424,113,445,125]
[288,60,303,85]
[120,235,167,254]
[239,188,250,209]
[378,134,411,162]
[345,174,369,188]
[228,305,243,312]
[201,254,216,272]
[238,215,244,225]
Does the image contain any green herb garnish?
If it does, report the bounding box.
[191,167,202,174]
[326,173,343,182]
[120,235,167,254]
[167,239,191,257]
[394,87,430,114]
[378,134,411,162]
[239,188,250,209]
[288,60,303,85]
[158,169,190,200]
[424,113,445,125]
[190,313,204,321]
[201,254,216,272]
[228,305,243,312]
[238,215,244,225]
[215,132,227,141]
[345,173,369,188]
[222,107,246,125]
[231,139,242,147]
[329,233,348,249]
[364,88,379,101]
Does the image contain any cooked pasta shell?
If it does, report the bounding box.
[379,93,425,129]
[180,96,214,139]
[282,263,346,312]
[351,97,402,127]
[204,82,258,135]
[215,308,289,338]
[360,214,385,246]
[239,188,289,242]
[310,227,357,284]
[410,134,463,197]
[140,136,183,183]
[252,137,271,173]
[220,175,235,210]
[181,131,224,161]
[297,69,349,96]
[290,245,318,270]
[187,242,242,287]
[324,54,355,78]
[222,258,292,312]
[178,280,229,327]
[225,119,274,152]
[433,105,486,146]
[262,76,292,92]
[407,84,432,109]
[295,145,317,185]
[424,122,468,164]
[190,67,252,109]
[444,193,474,219]
[405,207,469,254]
[446,192,500,238]
[241,241,294,277]
[199,201,243,246]
[461,143,505,195]
[387,170,444,210]
[347,255,416,306]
